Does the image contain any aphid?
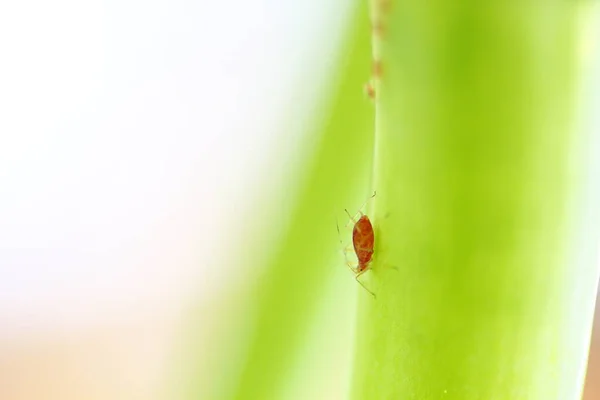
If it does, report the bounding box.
[337,192,377,297]
[371,20,385,37]
[372,60,383,79]
[377,0,392,13]
[364,81,376,100]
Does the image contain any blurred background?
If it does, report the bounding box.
[0,1,598,399]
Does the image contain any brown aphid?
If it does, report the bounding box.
[352,215,375,274]
[377,0,392,13]
[372,60,383,78]
[372,21,385,36]
[364,82,376,100]
[337,192,377,297]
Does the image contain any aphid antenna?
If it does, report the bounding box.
[345,191,377,224]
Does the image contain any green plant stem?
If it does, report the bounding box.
[227,3,374,399]
[353,2,600,399]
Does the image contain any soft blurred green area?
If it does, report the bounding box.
[180,2,375,399]
[227,5,374,400]
[178,2,600,400]
[353,2,600,399]
[226,5,372,399]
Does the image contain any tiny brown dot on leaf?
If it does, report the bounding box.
[364,82,376,100]
[371,21,385,37]
[372,60,383,78]
[377,0,392,13]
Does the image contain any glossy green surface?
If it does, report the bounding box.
[353,2,600,399]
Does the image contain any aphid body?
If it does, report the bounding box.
[353,215,375,272]
[337,191,377,297]
[364,82,376,100]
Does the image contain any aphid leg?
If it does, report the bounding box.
[336,216,356,265]
[342,247,356,267]
[336,216,351,246]
[345,261,359,274]
[355,269,376,298]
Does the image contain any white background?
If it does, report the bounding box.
[0,0,351,337]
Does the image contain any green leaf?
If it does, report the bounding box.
[227,2,376,399]
[353,2,600,399]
